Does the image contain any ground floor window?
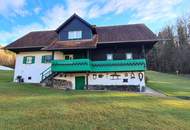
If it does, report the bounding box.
[42,55,52,63]
[23,56,35,64]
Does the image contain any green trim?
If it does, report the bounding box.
[23,56,27,64]
[51,59,146,72]
[23,56,35,64]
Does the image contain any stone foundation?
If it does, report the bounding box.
[88,85,141,92]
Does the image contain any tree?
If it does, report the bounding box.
[147,16,190,74]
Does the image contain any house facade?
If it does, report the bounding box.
[6,14,158,91]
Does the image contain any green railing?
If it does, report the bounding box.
[51,59,92,72]
[40,66,52,81]
[92,59,146,72]
[51,59,146,72]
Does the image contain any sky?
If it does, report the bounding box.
[0,0,190,46]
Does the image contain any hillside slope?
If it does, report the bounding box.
[0,45,15,68]
[0,70,190,130]
[147,71,190,98]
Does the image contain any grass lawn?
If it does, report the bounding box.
[0,70,190,130]
[146,71,190,98]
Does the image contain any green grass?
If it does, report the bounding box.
[147,71,190,98]
[0,70,190,130]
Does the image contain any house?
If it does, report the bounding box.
[6,14,158,91]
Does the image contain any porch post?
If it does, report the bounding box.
[86,73,89,90]
[86,49,90,89]
[52,51,55,60]
[142,44,145,59]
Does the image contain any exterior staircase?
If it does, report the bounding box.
[40,67,59,86]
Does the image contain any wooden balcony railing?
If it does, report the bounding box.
[51,59,146,72]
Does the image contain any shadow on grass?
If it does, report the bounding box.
[176,96,190,100]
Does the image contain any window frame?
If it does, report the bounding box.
[68,30,82,40]
[106,54,113,60]
[126,53,133,60]
[41,55,52,63]
[64,55,73,60]
[23,56,35,64]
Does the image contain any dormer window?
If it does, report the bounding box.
[68,31,82,40]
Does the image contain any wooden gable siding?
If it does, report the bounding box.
[58,18,93,41]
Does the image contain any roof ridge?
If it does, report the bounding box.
[29,30,55,33]
[96,23,145,28]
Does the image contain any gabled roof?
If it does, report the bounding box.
[6,14,158,51]
[56,13,93,32]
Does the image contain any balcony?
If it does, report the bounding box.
[51,59,146,72]
[51,59,92,72]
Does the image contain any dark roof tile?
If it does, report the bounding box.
[6,24,157,51]
[6,31,57,49]
[42,35,98,50]
[96,24,157,43]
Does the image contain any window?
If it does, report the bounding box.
[42,55,52,63]
[64,55,73,60]
[68,31,82,39]
[126,53,133,59]
[107,54,113,60]
[93,74,97,79]
[23,56,35,64]
[98,74,104,78]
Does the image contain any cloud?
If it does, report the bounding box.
[42,0,90,29]
[0,0,28,17]
[0,23,44,45]
[88,0,140,18]
[34,7,41,14]
[129,0,183,23]
[0,0,187,45]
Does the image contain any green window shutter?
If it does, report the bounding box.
[23,56,27,64]
[32,56,35,64]
[41,56,45,63]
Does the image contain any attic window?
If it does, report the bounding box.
[68,31,82,39]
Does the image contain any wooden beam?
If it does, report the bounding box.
[52,51,55,60]
[142,44,145,59]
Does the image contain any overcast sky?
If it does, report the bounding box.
[0,0,189,45]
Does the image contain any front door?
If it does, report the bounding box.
[75,76,85,90]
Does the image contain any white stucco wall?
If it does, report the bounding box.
[14,51,64,83]
[14,50,145,88]
[88,72,145,87]
[54,51,64,60]
[54,72,145,90]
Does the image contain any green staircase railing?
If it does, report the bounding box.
[40,66,52,82]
